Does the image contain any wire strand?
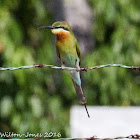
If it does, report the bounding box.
[0,64,140,71]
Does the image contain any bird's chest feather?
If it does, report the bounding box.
[56,34,78,65]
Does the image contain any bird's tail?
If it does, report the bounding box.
[72,81,86,104]
[72,81,90,118]
[67,70,90,117]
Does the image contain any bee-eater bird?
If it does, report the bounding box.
[38,21,90,118]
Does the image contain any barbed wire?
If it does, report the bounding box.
[60,134,140,140]
[87,134,140,140]
[0,64,140,71]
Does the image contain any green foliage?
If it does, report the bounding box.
[0,0,140,138]
[0,0,68,138]
[85,0,140,105]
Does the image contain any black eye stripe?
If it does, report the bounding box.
[55,26,60,29]
[55,26,69,31]
[63,27,69,31]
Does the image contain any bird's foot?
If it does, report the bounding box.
[75,66,81,72]
[61,65,65,70]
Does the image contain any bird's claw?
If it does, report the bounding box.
[61,65,65,70]
[75,66,81,72]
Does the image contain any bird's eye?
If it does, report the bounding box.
[58,26,69,31]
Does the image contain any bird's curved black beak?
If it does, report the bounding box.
[37,25,55,29]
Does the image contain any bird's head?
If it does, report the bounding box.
[38,21,72,35]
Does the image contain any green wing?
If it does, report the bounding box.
[56,45,60,59]
[75,40,81,60]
